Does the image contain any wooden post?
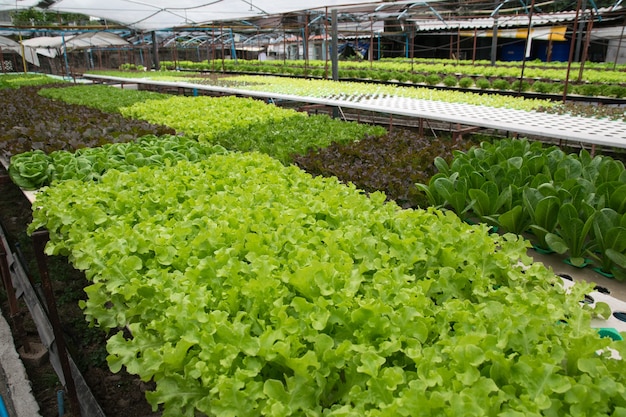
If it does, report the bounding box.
[577,11,594,82]
[32,230,81,417]
[0,232,29,352]
[517,0,536,96]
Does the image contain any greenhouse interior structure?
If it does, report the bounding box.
[1,0,626,416]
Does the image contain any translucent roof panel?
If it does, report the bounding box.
[47,0,390,31]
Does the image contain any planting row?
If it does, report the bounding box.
[292,130,478,209]
[0,73,63,89]
[161,58,626,98]
[89,70,558,113]
[418,139,626,278]
[0,84,175,160]
[29,151,626,417]
[39,84,385,164]
[8,80,477,210]
[8,135,227,189]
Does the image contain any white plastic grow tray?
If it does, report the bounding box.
[83,74,626,150]
[529,249,626,335]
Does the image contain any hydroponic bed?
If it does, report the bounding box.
[2,75,626,417]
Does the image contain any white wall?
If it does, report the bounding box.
[606,37,626,64]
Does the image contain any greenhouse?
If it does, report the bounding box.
[0,1,626,416]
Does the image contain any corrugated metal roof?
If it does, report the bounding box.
[409,8,617,31]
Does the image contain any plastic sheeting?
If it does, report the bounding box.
[47,0,389,31]
[0,35,18,48]
[21,32,128,64]
[0,35,38,66]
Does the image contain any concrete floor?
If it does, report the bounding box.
[0,312,41,417]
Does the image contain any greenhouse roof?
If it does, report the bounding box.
[40,0,403,31]
[1,0,623,33]
[21,31,129,50]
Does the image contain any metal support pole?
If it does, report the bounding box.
[325,7,329,77]
[151,31,160,70]
[229,28,237,62]
[577,11,594,82]
[491,17,499,65]
[32,230,81,417]
[456,26,461,61]
[370,17,374,68]
[575,0,588,61]
[61,32,71,78]
[563,0,583,103]
[518,0,536,96]
[304,14,309,74]
[331,9,339,119]
[331,9,339,81]
[220,23,225,72]
[18,32,27,73]
[613,20,625,70]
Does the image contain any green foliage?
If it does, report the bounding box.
[417,138,626,275]
[491,78,511,91]
[590,208,626,274]
[8,150,53,189]
[458,77,474,88]
[442,75,458,87]
[511,80,532,92]
[409,73,426,84]
[119,63,146,71]
[606,85,626,98]
[425,74,442,85]
[163,57,626,99]
[10,7,90,26]
[9,135,227,189]
[90,72,558,112]
[30,152,626,417]
[531,81,554,94]
[524,190,560,251]
[475,77,491,89]
[39,84,170,113]
[545,203,596,267]
[0,74,64,89]
[119,95,384,164]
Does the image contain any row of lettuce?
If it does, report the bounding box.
[7,77,626,277]
[7,83,385,189]
[5,75,626,415]
[87,71,558,113]
[160,58,626,98]
[8,80,626,276]
[419,139,626,278]
[29,152,626,417]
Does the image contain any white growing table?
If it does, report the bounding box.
[84,74,626,149]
